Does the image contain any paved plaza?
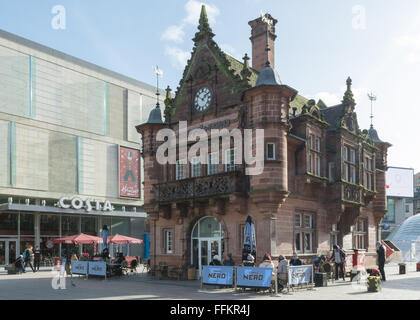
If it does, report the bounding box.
[0,262,419,300]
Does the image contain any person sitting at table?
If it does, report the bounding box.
[290,253,303,266]
[259,253,275,283]
[243,253,255,267]
[209,255,222,266]
[71,253,79,261]
[115,252,125,264]
[223,253,235,266]
[101,248,110,260]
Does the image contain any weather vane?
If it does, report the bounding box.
[153,65,163,106]
[260,12,273,56]
[367,92,377,128]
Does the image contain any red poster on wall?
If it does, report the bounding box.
[119,146,141,198]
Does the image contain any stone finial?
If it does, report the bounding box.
[193,5,215,42]
[241,53,252,81]
[342,76,356,107]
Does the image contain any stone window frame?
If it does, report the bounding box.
[224,148,236,172]
[343,145,357,184]
[294,211,315,254]
[175,160,187,181]
[207,151,219,175]
[163,228,174,254]
[363,154,375,191]
[190,156,202,178]
[266,143,276,160]
[308,134,321,177]
[352,217,367,250]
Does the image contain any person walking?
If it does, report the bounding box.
[330,245,346,281]
[24,246,35,273]
[33,246,41,272]
[376,241,386,281]
[277,255,289,292]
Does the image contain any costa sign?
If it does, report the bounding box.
[57,197,113,212]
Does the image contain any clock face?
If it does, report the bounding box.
[194,86,212,112]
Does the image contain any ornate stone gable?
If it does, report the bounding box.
[165,6,258,124]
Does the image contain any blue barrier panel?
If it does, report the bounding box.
[236,267,273,288]
[202,266,234,285]
[71,261,88,275]
[88,261,107,276]
[288,265,312,285]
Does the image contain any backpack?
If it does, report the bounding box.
[22,251,27,260]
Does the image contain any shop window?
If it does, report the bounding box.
[20,213,34,236]
[294,212,314,253]
[81,216,97,236]
[61,216,79,236]
[0,213,18,236]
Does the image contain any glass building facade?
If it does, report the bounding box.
[0,30,155,266]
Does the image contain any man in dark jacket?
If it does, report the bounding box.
[33,246,41,272]
[24,246,35,272]
[376,241,386,281]
[223,253,235,266]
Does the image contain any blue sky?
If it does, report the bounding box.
[1,0,420,172]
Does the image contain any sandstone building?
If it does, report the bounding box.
[137,7,391,274]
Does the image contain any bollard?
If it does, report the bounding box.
[417,262,420,272]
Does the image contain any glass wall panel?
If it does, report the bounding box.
[61,216,79,236]
[20,213,34,235]
[0,46,30,118]
[110,217,129,235]
[81,216,97,236]
[40,214,60,236]
[33,58,108,135]
[0,212,18,236]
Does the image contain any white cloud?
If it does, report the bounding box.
[165,46,190,70]
[183,0,220,26]
[311,86,369,107]
[161,0,219,44]
[161,25,185,43]
[394,34,420,64]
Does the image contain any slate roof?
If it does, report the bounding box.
[320,104,346,131]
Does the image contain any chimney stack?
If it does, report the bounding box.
[248,14,277,72]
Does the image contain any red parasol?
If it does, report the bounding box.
[107,234,143,244]
[52,233,103,245]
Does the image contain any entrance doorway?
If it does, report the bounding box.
[0,239,18,266]
[191,216,224,277]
